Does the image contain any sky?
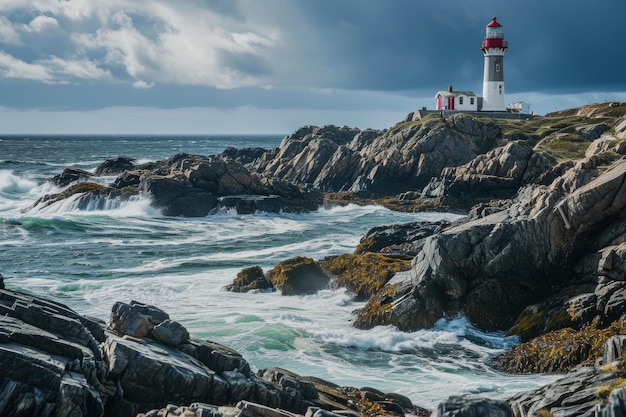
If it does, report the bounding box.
[0,0,624,134]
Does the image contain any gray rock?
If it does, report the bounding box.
[355,220,451,257]
[110,300,169,338]
[267,257,330,296]
[94,156,137,175]
[0,290,104,417]
[225,266,273,293]
[151,319,190,346]
[575,123,610,141]
[436,395,512,417]
[357,158,626,332]
[602,336,626,366]
[507,365,621,417]
[250,116,502,196]
[51,167,95,186]
[598,386,626,417]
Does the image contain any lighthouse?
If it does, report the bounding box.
[480,16,508,111]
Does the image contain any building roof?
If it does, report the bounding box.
[487,16,502,27]
[435,90,476,98]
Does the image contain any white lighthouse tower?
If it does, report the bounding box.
[480,17,507,112]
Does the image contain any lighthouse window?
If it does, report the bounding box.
[496,64,501,72]
[499,85,503,95]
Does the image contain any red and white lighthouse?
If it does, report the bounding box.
[480,17,508,111]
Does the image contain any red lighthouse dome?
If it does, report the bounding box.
[481,17,508,50]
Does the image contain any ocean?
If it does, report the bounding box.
[0,134,557,408]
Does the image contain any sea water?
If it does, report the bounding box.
[0,135,557,408]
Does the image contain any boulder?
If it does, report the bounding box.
[225,266,273,293]
[354,220,452,257]
[51,167,95,186]
[94,157,136,175]
[575,123,611,141]
[267,257,331,296]
[152,319,190,346]
[435,395,512,417]
[110,300,170,338]
[320,253,411,300]
[33,182,137,211]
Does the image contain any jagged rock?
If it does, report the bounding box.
[602,335,626,366]
[140,173,219,217]
[508,365,625,417]
[598,386,626,417]
[33,182,137,211]
[250,116,502,195]
[181,339,252,377]
[94,157,136,175]
[222,147,268,165]
[354,220,451,257]
[576,123,611,141]
[356,158,626,332]
[36,153,322,217]
[152,319,190,346]
[110,300,170,338]
[0,290,105,417]
[51,167,95,186]
[423,141,537,209]
[102,334,222,416]
[320,253,411,300]
[225,266,273,293]
[436,395,512,417]
[267,257,330,296]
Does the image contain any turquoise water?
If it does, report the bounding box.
[0,135,557,408]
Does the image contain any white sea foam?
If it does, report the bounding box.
[0,170,37,195]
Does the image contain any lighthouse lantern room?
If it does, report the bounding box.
[480,16,508,111]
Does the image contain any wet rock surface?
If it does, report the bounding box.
[0,288,421,417]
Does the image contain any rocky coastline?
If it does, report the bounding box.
[4,101,626,416]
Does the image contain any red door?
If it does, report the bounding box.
[448,96,455,110]
[437,95,443,110]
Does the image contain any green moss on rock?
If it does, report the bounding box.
[320,253,411,300]
[507,307,546,340]
[267,256,330,296]
[225,266,272,293]
[494,321,626,374]
[352,284,399,330]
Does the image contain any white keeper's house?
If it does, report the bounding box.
[435,16,509,113]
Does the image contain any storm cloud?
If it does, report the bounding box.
[0,0,624,133]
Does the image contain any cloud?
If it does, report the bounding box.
[27,15,60,32]
[0,16,22,45]
[41,56,111,80]
[0,52,109,83]
[133,80,153,89]
[0,52,52,82]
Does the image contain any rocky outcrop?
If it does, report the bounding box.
[225,266,273,293]
[247,116,503,195]
[0,287,422,417]
[355,153,626,332]
[267,257,331,296]
[35,154,323,217]
[421,142,558,209]
[0,289,106,417]
[354,221,453,257]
